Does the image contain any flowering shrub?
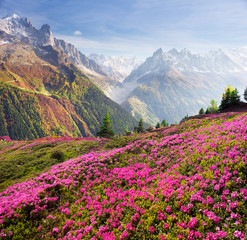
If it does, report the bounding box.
[0,112,247,239]
[0,137,107,191]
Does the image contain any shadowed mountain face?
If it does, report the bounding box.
[0,15,137,140]
[114,48,247,125]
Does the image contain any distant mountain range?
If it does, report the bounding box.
[0,14,137,140]
[111,47,247,125]
[88,54,142,82]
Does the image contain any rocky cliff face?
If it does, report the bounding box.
[0,14,55,46]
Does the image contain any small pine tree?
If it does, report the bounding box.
[219,86,241,111]
[155,122,160,129]
[230,88,240,105]
[97,112,115,138]
[161,119,169,127]
[244,86,247,101]
[199,108,205,115]
[137,118,145,133]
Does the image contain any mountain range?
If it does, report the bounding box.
[88,54,142,82]
[0,14,137,140]
[1,13,247,135]
[112,47,247,125]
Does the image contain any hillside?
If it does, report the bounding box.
[0,112,246,239]
[0,38,137,140]
[0,14,119,96]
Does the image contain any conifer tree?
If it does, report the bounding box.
[219,86,240,111]
[161,119,169,127]
[199,108,205,114]
[230,88,240,105]
[137,118,145,133]
[133,126,138,134]
[155,122,160,129]
[244,86,247,101]
[97,112,115,138]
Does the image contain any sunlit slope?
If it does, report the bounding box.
[0,43,137,140]
[0,112,246,239]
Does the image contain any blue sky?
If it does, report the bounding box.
[1,0,247,59]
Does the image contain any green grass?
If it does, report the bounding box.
[0,138,106,191]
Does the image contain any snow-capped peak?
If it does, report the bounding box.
[88,54,142,82]
[0,13,54,46]
[3,14,22,20]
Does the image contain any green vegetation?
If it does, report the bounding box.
[0,112,247,239]
[206,99,218,114]
[244,86,247,101]
[219,85,240,111]
[0,137,107,191]
[155,122,160,129]
[124,126,131,136]
[0,82,45,140]
[137,118,145,133]
[97,112,115,138]
[161,119,169,127]
[0,59,138,140]
[199,107,205,114]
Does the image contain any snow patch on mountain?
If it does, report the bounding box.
[88,54,142,82]
[0,14,55,46]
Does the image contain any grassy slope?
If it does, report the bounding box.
[0,112,247,239]
[0,136,111,192]
[0,44,138,140]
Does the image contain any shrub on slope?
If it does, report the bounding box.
[0,113,247,239]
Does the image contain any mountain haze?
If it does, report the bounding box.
[113,48,247,125]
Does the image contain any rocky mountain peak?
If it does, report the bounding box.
[1,14,33,29]
[153,48,163,57]
[168,48,178,55]
[38,24,54,46]
[0,14,114,95]
[3,14,22,21]
[0,14,56,46]
[40,24,51,33]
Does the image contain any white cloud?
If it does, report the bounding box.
[74,30,82,36]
